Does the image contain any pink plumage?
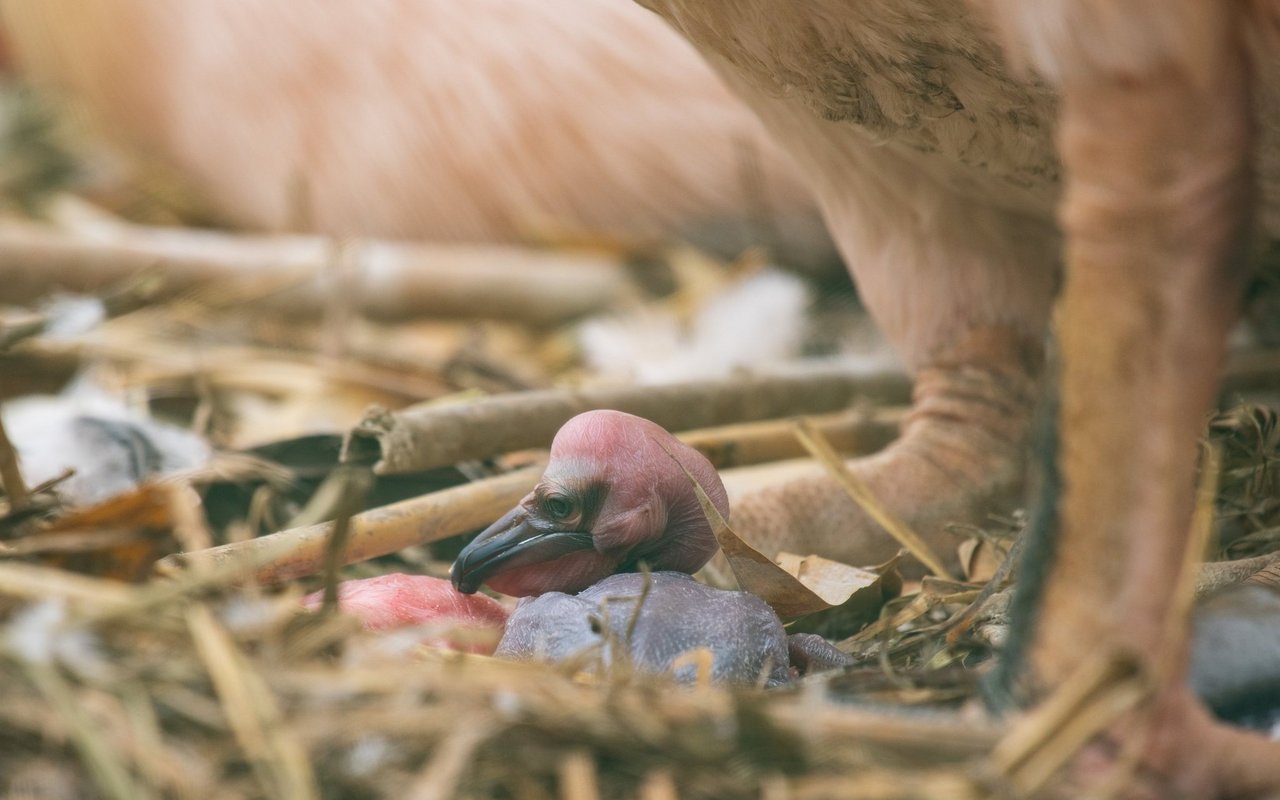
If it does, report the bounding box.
[302,574,508,655]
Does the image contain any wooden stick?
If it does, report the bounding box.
[161,408,904,585]
[157,461,544,584]
[679,407,902,470]
[352,364,911,474]
[0,224,634,325]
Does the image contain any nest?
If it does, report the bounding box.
[0,559,1014,800]
[2,86,1280,799]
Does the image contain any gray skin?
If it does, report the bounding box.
[495,572,853,686]
[1189,584,1280,729]
[496,571,796,687]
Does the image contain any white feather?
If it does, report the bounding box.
[578,269,812,384]
[2,377,210,506]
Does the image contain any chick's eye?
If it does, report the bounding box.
[543,494,575,521]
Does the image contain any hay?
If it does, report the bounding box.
[0,562,1005,799]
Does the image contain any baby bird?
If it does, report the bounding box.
[452,410,849,685]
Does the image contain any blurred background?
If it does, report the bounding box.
[0,1,893,554]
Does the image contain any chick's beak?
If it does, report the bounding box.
[450,505,594,594]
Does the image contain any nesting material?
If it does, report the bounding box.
[0,560,1004,800]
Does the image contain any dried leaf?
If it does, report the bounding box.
[666,440,898,624]
[44,483,175,533]
[7,483,178,581]
[776,552,882,606]
[666,445,829,618]
[779,552,902,639]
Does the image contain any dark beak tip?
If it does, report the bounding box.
[452,574,476,594]
[448,558,475,594]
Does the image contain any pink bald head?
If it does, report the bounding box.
[451,410,729,596]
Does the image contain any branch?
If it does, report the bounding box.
[157,461,544,584]
[350,363,910,474]
[0,224,635,325]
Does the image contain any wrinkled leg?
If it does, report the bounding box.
[992,2,1280,795]
[732,323,1042,570]
[708,70,1059,569]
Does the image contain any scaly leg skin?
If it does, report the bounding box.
[992,1,1280,795]
[731,325,1041,572]
[707,68,1059,573]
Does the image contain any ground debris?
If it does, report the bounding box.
[0,562,1006,799]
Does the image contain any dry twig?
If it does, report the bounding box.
[0,224,635,325]
[353,365,909,474]
[158,462,544,583]
[792,418,955,580]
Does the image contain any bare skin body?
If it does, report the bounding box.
[634,0,1280,795]
[496,571,795,687]
[300,574,508,655]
